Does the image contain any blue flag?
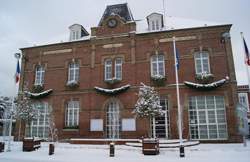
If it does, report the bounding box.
[176,48,180,70]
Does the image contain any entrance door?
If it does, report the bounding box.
[106,101,120,139]
[153,98,170,138]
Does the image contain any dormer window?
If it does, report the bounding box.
[69,24,89,41]
[147,13,164,31]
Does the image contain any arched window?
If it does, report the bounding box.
[65,101,79,127]
[68,62,79,83]
[34,65,45,85]
[194,51,210,74]
[151,54,165,77]
[106,100,120,139]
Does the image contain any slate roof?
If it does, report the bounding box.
[98,3,134,26]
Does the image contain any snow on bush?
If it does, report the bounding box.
[133,83,164,118]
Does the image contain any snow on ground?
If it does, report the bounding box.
[0,141,250,162]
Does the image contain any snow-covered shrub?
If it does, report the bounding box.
[133,83,164,118]
[32,84,44,93]
[151,75,166,86]
[66,80,79,89]
[133,83,164,138]
[195,72,214,84]
[105,77,121,85]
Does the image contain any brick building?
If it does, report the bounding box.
[16,3,241,142]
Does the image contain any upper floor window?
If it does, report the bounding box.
[115,58,122,80]
[151,55,165,77]
[155,20,159,30]
[105,59,112,80]
[238,93,249,111]
[194,51,210,74]
[152,21,155,30]
[35,65,45,85]
[65,101,79,127]
[104,58,123,81]
[68,62,79,83]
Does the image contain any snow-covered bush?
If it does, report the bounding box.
[32,84,44,93]
[15,92,39,137]
[104,77,121,85]
[151,74,166,86]
[133,83,164,138]
[195,72,214,83]
[66,80,79,88]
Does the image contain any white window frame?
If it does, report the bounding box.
[189,96,228,140]
[194,51,211,75]
[34,65,45,86]
[115,58,122,80]
[106,101,120,139]
[65,101,79,127]
[29,102,49,139]
[68,62,79,83]
[104,59,112,81]
[150,55,165,77]
[238,93,250,112]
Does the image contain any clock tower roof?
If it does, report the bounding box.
[98,3,134,26]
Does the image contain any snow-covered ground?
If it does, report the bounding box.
[0,141,250,162]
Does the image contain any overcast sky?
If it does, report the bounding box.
[0,0,249,97]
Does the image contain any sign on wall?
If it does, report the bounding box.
[122,118,136,131]
[90,119,103,131]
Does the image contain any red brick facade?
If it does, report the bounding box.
[15,5,242,143]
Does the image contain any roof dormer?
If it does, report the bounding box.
[69,24,89,41]
[147,13,164,31]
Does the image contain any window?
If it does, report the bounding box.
[156,20,159,30]
[194,51,210,74]
[68,62,79,83]
[189,96,228,140]
[152,21,155,30]
[238,93,249,111]
[104,58,123,81]
[115,58,122,80]
[106,101,120,139]
[27,102,49,138]
[151,55,165,77]
[105,59,112,80]
[65,101,79,127]
[34,65,45,85]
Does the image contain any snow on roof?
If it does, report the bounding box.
[136,15,226,34]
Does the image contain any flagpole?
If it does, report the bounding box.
[173,37,184,157]
[240,32,250,92]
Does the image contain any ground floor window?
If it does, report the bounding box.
[65,101,79,128]
[189,96,228,140]
[26,102,49,138]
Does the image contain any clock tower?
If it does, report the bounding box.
[91,3,136,37]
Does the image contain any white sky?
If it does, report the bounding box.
[0,0,249,97]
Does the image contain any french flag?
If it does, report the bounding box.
[15,60,20,83]
[243,37,250,66]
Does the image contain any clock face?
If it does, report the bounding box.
[107,19,117,28]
